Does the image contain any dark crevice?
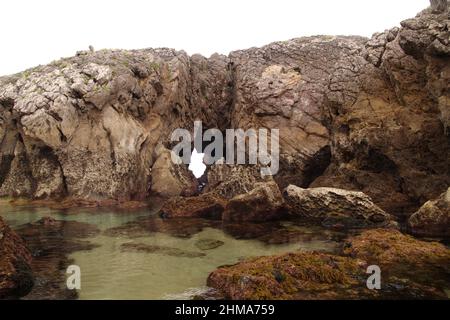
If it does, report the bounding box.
[302,145,332,187]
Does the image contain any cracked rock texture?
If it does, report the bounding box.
[0,4,449,219]
[283,185,396,228]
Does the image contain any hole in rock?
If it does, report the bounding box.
[188,148,206,179]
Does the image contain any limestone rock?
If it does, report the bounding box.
[205,163,268,199]
[283,185,396,228]
[223,181,285,222]
[0,5,449,215]
[0,49,229,201]
[408,187,450,237]
[150,146,198,197]
[0,217,34,299]
[430,0,449,13]
[160,193,227,220]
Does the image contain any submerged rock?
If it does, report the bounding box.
[104,216,221,239]
[0,217,34,299]
[408,187,450,237]
[223,181,285,222]
[15,218,100,299]
[194,239,225,251]
[120,242,206,258]
[283,185,397,229]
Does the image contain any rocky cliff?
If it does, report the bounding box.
[0,4,449,218]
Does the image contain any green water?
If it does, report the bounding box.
[0,200,340,300]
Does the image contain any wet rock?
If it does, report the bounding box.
[104,216,221,239]
[408,187,450,237]
[343,229,450,289]
[0,217,34,299]
[160,193,227,220]
[120,243,206,258]
[208,228,450,300]
[223,182,285,222]
[194,239,225,251]
[207,250,445,300]
[283,185,397,229]
[15,218,100,299]
[222,222,281,240]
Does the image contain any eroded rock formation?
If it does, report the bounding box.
[0,4,449,223]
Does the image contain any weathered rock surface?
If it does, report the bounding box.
[0,4,449,218]
[283,185,396,228]
[223,181,285,222]
[207,229,450,300]
[205,164,269,199]
[408,187,450,237]
[0,49,228,201]
[0,217,34,299]
[343,229,450,289]
[160,193,227,219]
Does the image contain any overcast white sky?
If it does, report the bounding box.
[1,0,429,76]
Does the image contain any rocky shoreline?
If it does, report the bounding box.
[0,3,449,299]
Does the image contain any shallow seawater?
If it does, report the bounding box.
[0,200,342,300]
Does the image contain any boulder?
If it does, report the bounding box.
[283,185,397,228]
[160,193,227,220]
[0,217,34,299]
[343,229,450,289]
[408,187,450,237]
[223,181,285,222]
[207,229,450,300]
[205,163,268,199]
